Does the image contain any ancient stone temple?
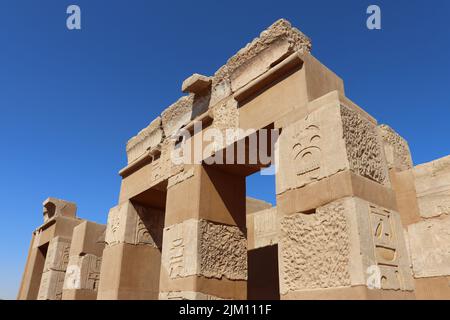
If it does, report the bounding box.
[17,19,450,300]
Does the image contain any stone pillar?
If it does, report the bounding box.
[276,99,415,299]
[37,236,71,300]
[159,165,247,300]
[97,200,164,300]
[62,221,106,300]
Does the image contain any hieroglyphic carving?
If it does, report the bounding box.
[340,105,389,186]
[162,219,247,280]
[38,270,65,300]
[44,237,71,272]
[64,254,102,291]
[279,201,351,294]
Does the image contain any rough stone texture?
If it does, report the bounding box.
[167,166,195,189]
[126,117,163,164]
[279,200,351,294]
[37,270,65,300]
[182,73,212,94]
[279,197,414,295]
[341,105,389,186]
[199,220,247,280]
[414,155,450,218]
[252,207,278,249]
[161,219,247,281]
[43,237,71,272]
[64,254,102,291]
[377,124,413,171]
[161,95,194,138]
[43,198,77,223]
[210,97,239,133]
[105,201,164,249]
[408,216,450,278]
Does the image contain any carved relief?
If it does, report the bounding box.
[340,105,389,186]
[63,254,102,291]
[43,237,71,272]
[279,201,351,294]
[38,270,65,300]
[291,121,322,186]
[162,219,247,281]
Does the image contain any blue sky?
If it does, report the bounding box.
[0,1,449,299]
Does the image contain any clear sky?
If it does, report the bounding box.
[0,0,449,299]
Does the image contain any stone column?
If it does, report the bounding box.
[159,164,247,300]
[62,221,106,300]
[276,99,415,299]
[97,200,164,300]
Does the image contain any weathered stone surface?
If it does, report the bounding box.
[182,73,212,94]
[161,95,194,138]
[279,197,414,295]
[43,198,77,223]
[251,207,278,249]
[126,117,163,164]
[37,270,65,300]
[246,197,272,215]
[408,216,450,278]
[210,97,239,133]
[105,201,164,248]
[161,219,247,281]
[64,254,102,291]
[159,291,224,300]
[377,125,413,171]
[43,237,71,272]
[414,155,450,218]
[341,105,389,187]
[167,166,195,189]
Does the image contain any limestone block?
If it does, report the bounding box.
[63,254,102,291]
[167,166,195,189]
[43,236,71,272]
[161,95,194,138]
[230,38,291,92]
[37,270,65,300]
[182,74,212,94]
[43,198,77,223]
[279,197,413,295]
[377,125,413,171]
[159,291,224,300]
[246,197,272,215]
[126,117,163,164]
[252,207,278,249]
[69,221,106,257]
[105,201,164,248]
[161,219,247,281]
[408,216,450,278]
[210,97,239,133]
[210,65,232,107]
[276,104,389,194]
[414,155,450,218]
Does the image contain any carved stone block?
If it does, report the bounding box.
[408,216,450,278]
[414,155,450,218]
[377,124,413,171]
[277,104,390,194]
[159,291,224,300]
[252,207,278,249]
[43,236,71,272]
[37,270,65,300]
[161,219,247,281]
[64,254,102,291]
[279,197,413,295]
[105,201,164,248]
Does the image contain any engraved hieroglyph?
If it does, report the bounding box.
[64,254,102,291]
[105,201,164,248]
[377,124,413,171]
[407,216,450,278]
[37,270,66,300]
[162,219,247,280]
[43,237,71,272]
[340,105,389,186]
[279,201,351,294]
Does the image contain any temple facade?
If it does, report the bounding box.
[17,19,450,300]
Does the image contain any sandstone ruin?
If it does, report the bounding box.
[17,19,450,300]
